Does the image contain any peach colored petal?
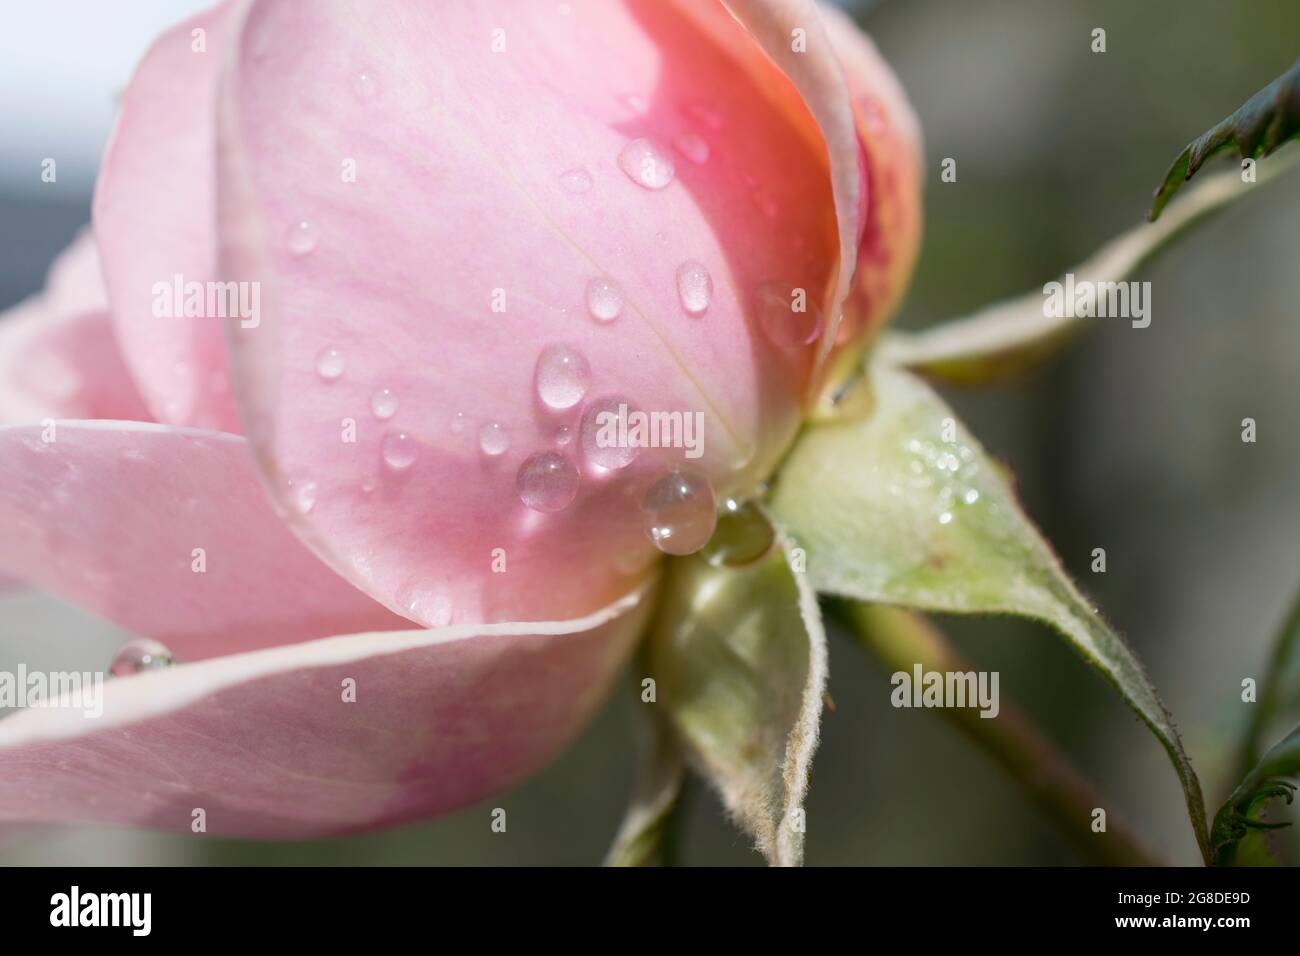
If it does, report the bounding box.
[217,0,841,627]
[0,421,410,660]
[93,1,242,431]
[0,585,650,837]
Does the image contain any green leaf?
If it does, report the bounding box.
[646,536,827,866]
[1212,722,1300,866]
[1151,61,1300,221]
[880,154,1297,386]
[603,707,686,867]
[1240,584,1300,773]
[769,364,1211,861]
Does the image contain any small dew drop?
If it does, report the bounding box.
[381,431,419,471]
[586,277,623,323]
[370,388,398,420]
[110,638,175,678]
[756,282,823,347]
[290,478,318,514]
[559,166,593,193]
[619,138,675,190]
[938,511,954,526]
[554,424,574,447]
[673,131,710,165]
[963,488,981,505]
[517,451,580,512]
[642,468,717,556]
[315,347,345,382]
[478,421,510,457]
[580,395,639,471]
[619,92,649,115]
[450,411,467,434]
[286,219,318,256]
[353,70,380,99]
[534,344,591,410]
[676,260,713,317]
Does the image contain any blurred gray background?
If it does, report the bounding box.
[2,0,1299,865]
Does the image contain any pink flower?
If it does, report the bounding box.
[0,0,920,838]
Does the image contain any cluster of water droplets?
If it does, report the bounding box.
[896,436,984,528]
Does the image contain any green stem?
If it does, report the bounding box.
[1241,583,1300,774]
[834,599,1163,866]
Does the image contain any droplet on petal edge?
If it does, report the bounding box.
[289,478,318,514]
[642,468,717,556]
[478,421,510,457]
[580,395,639,471]
[534,344,591,410]
[619,138,675,190]
[517,451,580,513]
[701,498,775,567]
[352,70,380,99]
[586,277,623,323]
[676,260,712,317]
[381,431,419,471]
[756,282,822,347]
[110,638,176,677]
[673,131,710,165]
[286,220,318,255]
[315,347,345,382]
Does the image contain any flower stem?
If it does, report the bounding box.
[834,599,1163,866]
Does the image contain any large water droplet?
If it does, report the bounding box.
[619,138,675,190]
[676,260,712,317]
[534,344,590,410]
[560,166,592,193]
[756,282,823,347]
[286,220,318,256]
[478,421,510,457]
[642,468,717,556]
[586,277,623,323]
[673,131,710,165]
[315,347,345,382]
[517,451,579,512]
[381,431,418,471]
[701,498,775,567]
[370,388,397,420]
[580,395,639,471]
[110,638,175,677]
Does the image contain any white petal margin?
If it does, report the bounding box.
[0,584,652,838]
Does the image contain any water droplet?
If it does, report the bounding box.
[701,498,775,567]
[580,395,639,471]
[370,388,397,420]
[937,511,953,525]
[756,282,823,347]
[673,131,710,165]
[315,347,345,382]
[353,70,380,99]
[619,92,649,115]
[110,638,175,677]
[517,451,580,512]
[554,424,574,447]
[560,166,592,193]
[586,277,623,323]
[478,421,510,456]
[290,478,318,514]
[450,411,466,434]
[534,344,590,410]
[381,431,418,471]
[619,138,675,190]
[682,99,723,130]
[676,260,713,317]
[642,468,717,556]
[286,220,318,256]
[963,488,980,505]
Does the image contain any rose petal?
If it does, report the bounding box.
[92,1,242,431]
[0,233,151,424]
[0,421,410,660]
[819,3,923,345]
[217,0,841,626]
[0,585,650,837]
